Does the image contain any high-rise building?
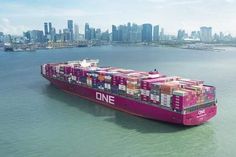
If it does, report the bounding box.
[49,22,52,34]
[44,22,49,35]
[112,25,118,41]
[0,32,4,43]
[95,29,101,40]
[29,30,44,43]
[160,28,165,40]
[74,24,79,41]
[130,23,142,43]
[101,30,110,41]
[121,25,129,42]
[153,25,160,42]
[90,28,96,40]
[177,29,185,41]
[85,23,91,40]
[67,20,74,41]
[191,31,200,39]
[142,24,152,42]
[200,26,212,42]
[219,32,224,41]
[117,25,123,42]
[23,31,31,43]
[63,29,70,42]
[50,28,56,42]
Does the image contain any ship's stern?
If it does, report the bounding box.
[182,104,217,126]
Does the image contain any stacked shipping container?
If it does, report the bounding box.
[41,61,216,113]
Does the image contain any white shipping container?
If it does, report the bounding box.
[150,94,160,101]
[105,76,112,80]
[87,79,92,86]
[156,95,160,101]
[145,90,150,96]
[56,66,60,73]
[141,89,150,96]
[105,83,111,89]
[42,64,46,75]
[119,84,126,91]
[173,90,187,96]
[141,89,145,95]
[127,89,139,95]
[150,94,155,100]
[127,89,134,95]
[160,94,172,107]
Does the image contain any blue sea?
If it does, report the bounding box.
[0,46,236,157]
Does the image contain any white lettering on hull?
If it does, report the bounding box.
[96,92,115,105]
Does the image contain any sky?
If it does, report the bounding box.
[0,0,236,36]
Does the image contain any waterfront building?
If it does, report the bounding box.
[190,31,200,40]
[23,31,31,43]
[74,24,79,41]
[121,25,129,42]
[49,22,52,34]
[44,22,49,35]
[160,28,165,40]
[50,28,56,42]
[130,23,142,43]
[142,24,152,42]
[153,25,160,42]
[219,32,224,41]
[29,30,44,43]
[200,26,212,42]
[95,29,102,40]
[63,29,71,42]
[177,29,185,41]
[67,20,74,41]
[0,32,4,43]
[112,25,118,41]
[101,30,110,41]
[85,23,91,40]
[90,28,96,40]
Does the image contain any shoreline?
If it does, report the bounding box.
[1,42,235,52]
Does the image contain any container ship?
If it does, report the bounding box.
[41,59,217,125]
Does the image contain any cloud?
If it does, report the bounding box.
[0,18,29,35]
[225,0,235,3]
[0,0,235,36]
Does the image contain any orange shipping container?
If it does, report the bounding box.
[127,83,136,89]
[160,83,180,94]
[98,75,105,81]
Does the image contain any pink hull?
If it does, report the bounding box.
[44,76,217,126]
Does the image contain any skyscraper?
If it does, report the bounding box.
[50,28,56,42]
[49,22,52,34]
[0,32,4,43]
[142,24,152,42]
[90,28,96,40]
[130,23,142,43]
[44,22,48,35]
[153,25,160,42]
[85,23,91,40]
[177,29,185,41]
[200,26,212,42]
[160,28,165,41]
[74,24,79,41]
[29,30,44,43]
[101,30,110,41]
[112,25,118,41]
[67,20,74,41]
[63,29,70,42]
[95,29,101,40]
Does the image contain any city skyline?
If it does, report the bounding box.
[0,0,236,35]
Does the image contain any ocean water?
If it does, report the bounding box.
[0,46,236,157]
